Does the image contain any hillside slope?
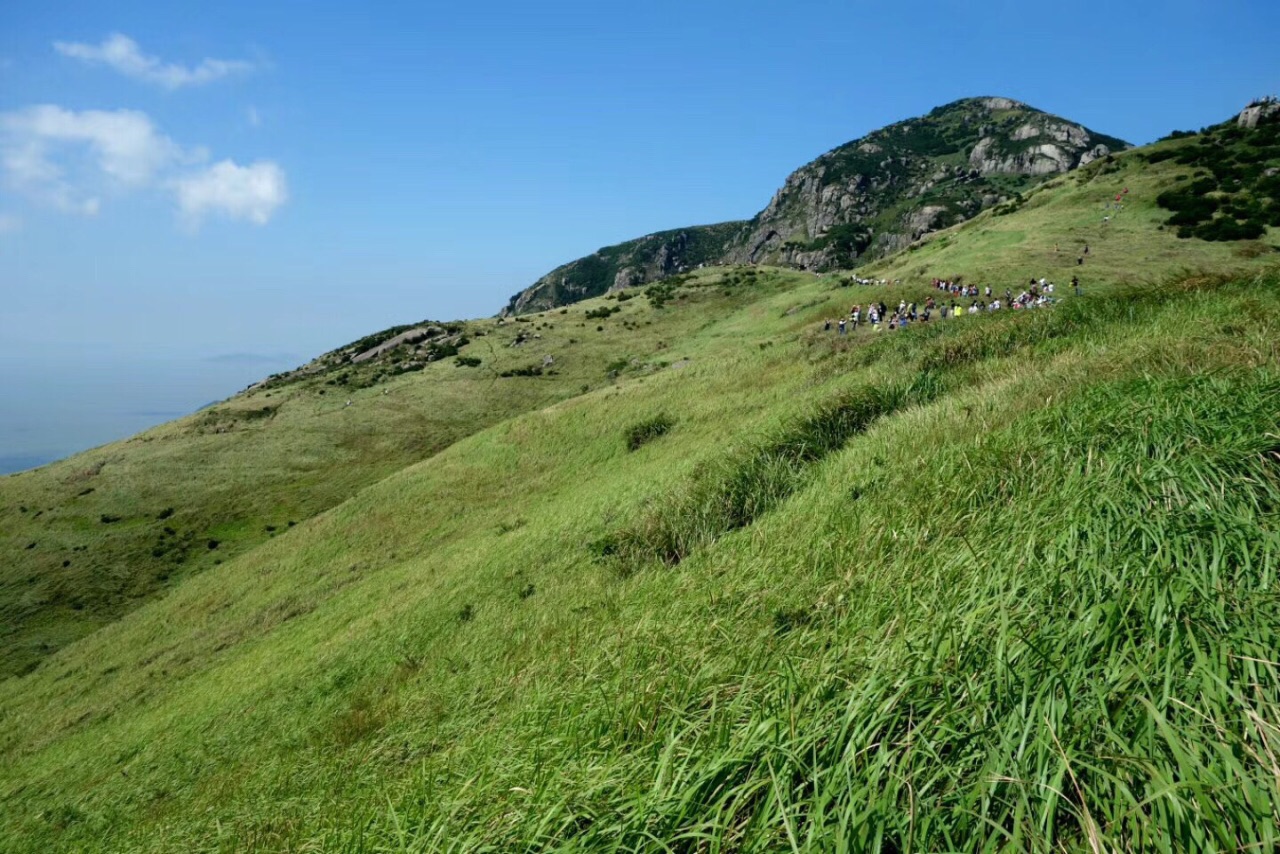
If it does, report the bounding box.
[2,105,1280,852]
[507,97,1128,313]
[4,265,1280,851]
[0,281,801,678]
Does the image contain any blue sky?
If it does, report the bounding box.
[1,0,1278,468]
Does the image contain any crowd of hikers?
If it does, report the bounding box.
[824,275,1081,335]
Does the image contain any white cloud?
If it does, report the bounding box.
[0,104,286,227]
[0,213,21,233]
[0,105,182,214]
[173,160,287,225]
[54,33,255,90]
[3,105,180,184]
[246,106,261,128]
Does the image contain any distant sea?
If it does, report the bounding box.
[0,354,297,475]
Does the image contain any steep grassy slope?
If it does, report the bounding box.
[2,265,1279,852]
[3,112,1280,851]
[0,274,803,678]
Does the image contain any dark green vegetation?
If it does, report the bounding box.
[1,102,1279,852]
[507,221,749,314]
[1150,109,1280,240]
[622,413,674,452]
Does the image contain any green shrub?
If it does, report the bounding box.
[624,414,674,451]
[1193,217,1267,241]
[498,365,543,378]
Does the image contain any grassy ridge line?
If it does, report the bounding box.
[2,269,1277,850]
[594,370,949,574]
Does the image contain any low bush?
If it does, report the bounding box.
[499,365,543,378]
[624,414,674,451]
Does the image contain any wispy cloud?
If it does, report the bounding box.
[54,33,255,90]
[0,105,286,227]
[246,106,262,128]
[0,213,20,233]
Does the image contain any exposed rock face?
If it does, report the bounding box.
[352,326,441,362]
[506,97,1129,313]
[1238,98,1280,129]
[714,98,1127,273]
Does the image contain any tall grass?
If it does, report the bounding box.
[595,370,948,573]
[421,371,1280,852]
[3,270,1280,853]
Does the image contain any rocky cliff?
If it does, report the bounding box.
[507,97,1128,314]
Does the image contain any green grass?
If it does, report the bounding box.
[3,124,1280,852]
[0,269,802,678]
[860,139,1279,290]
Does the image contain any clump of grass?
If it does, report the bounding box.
[623,414,674,451]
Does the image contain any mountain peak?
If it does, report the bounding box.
[939,95,1032,112]
[506,98,1129,314]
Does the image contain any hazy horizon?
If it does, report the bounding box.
[0,352,298,474]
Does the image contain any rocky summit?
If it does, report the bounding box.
[506,96,1128,313]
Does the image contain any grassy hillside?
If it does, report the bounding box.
[3,265,1279,852]
[861,120,1280,287]
[0,275,800,678]
[2,118,1280,851]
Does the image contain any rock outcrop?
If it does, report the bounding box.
[1238,98,1280,129]
[506,97,1129,313]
